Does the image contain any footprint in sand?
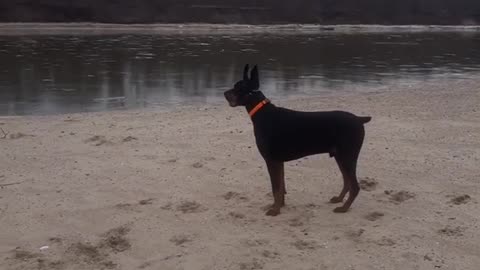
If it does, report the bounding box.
[239,258,265,270]
[448,194,471,205]
[12,248,42,260]
[385,190,415,204]
[438,226,465,237]
[122,136,138,142]
[192,162,204,168]
[345,228,365,242]
[289,217,305,227]
[138,254,183,269]
[67,242,108,263]
[176,201,207,214]
[84,135,113,146]
[224,191,240,200]
[8,248,65,270]
[170,234,193,246]
[9,226,131,270]
[292,240,318,251]
[244,239,270,247]
[37,259,65,269]
[289,211,314,227]
[66,241,117,269]
[162,254,183,261]
[423,253,434,261]
[49,237,63,244]
[365,211,385,221]
[223,191,249,202]
[359,177,378,191]
[99,225,132,253]
[114,202,146,212]
[66,225,131,267]
[161,202,173,210]
[261,250,279,259]
[229,211,246,219]
[138,261,153,269]
[374,237,396,247]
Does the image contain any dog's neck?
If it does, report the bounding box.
[245,91,270,117]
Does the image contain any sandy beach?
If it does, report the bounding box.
[1,77,479,270]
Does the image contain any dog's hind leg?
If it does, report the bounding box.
[332,154,359,213]
[330,156,350,204]
[332,128,364,213]
[265,160,285,216]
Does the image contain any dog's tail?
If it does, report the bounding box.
[358,116,372,124]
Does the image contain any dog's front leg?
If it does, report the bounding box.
[265,160,285,216]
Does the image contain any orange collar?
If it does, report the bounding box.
[248,99,270,117]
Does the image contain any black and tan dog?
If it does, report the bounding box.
[224,64,371,216]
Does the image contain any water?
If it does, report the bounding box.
[1,31,480,115]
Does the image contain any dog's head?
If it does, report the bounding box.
[224,64,260,107]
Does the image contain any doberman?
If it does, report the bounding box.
[224,64,371,216]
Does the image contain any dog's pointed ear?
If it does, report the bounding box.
[243,64,250,80]
[250,65,259,90]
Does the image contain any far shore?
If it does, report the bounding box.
[1,23,480,35]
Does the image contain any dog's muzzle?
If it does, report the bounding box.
[224,89,238,107]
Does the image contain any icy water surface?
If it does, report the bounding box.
[1,31,480,115]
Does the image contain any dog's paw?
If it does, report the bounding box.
[265,208,280,216]
[329,196,344,204]
[333,206,349,213]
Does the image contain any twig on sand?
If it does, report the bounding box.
[0,128,8,139]
[0,181,23,188]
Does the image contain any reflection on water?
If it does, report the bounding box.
[1,32,480,115]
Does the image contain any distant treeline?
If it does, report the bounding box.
[1,0,480,24]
